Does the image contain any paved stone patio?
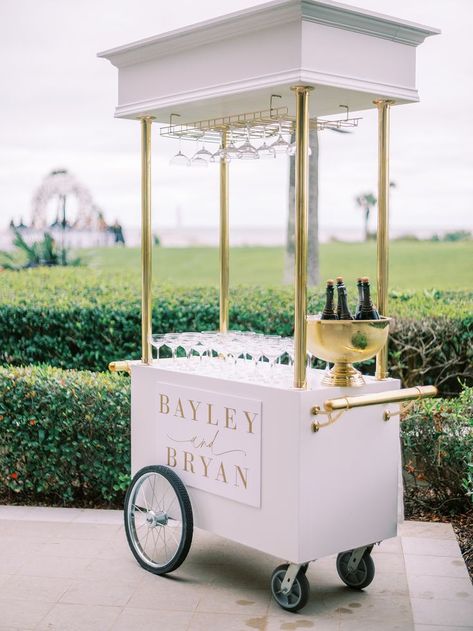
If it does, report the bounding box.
[0,506,471,631]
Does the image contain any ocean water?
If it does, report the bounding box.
[0,225,456,250]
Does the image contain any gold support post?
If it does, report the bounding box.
[292,86,312,389]
[140,117,153,364]
[374,100,394,380]
[219,128,229,333]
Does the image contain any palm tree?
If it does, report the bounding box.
[0,230,80,269]
[355,182,396,242]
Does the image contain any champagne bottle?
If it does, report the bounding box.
[321,280,337,320]
[336,277,344,319]
[337,284,353,320]
[355,277,364,319]
[358,277,380,320]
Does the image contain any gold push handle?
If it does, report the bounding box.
[311,385,438,433]
[108,361,131,374]
[322,385,438,412]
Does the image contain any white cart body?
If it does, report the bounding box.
[132,362,400,564]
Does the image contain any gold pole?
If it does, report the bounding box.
[374,100,394,380]
[219,128,229,333]
[141,117,153,365]
[291,86,312,389]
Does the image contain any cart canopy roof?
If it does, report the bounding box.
[98,0,439,123]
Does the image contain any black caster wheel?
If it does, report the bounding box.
[336,550,375,589]
[124,465,193,575]
[270,564,310,612]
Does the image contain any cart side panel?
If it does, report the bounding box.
[130,363,303,562]
[298,378,401,562]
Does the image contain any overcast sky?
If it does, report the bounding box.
[0,0,472,234]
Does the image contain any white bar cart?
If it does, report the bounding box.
[99,0,439,612]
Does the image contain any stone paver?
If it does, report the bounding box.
[0,506,471,631]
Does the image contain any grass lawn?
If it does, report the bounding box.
[78,240,472,290]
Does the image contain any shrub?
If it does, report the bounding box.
[0,365,130,505]
[0,364,470,512]
[0,269,471,394]
[401,386,473,513]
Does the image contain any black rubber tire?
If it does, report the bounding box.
[270,564,310,612]
[124,465,193,575]
[336,550,375,589]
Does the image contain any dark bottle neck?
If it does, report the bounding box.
[362,282,373,310]
[321,285,337,319]
[355,281,364,317]
[336,282,344,317]
[357,281,364,304]
[337,285,353,320]
[360,282,380,319]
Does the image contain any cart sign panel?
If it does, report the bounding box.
[155,383,262,507]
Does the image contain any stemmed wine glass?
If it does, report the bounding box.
[150,334,168,359]
[238,331,256,362]
[220,129,241,161]
[280,337,294,366]
[176,333,197,369]
[191,337,207,362]
[191,135,213,166]
[210,143,229,164]
[257,126,276,159]
[271,120,291,154]
[170,136,190,166]
[164,333,180,362]
[264,335,282,369]
[238,125,259,160]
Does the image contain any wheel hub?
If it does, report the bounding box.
[145,510,168,527]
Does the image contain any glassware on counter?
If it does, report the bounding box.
[150,331,299,385]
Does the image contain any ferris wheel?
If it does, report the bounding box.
[30,169,105,230]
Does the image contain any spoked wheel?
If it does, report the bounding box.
[124,465,193,575]
[336,550,375,589]
[270,564,310,612]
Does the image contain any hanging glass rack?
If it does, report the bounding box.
[160,105,361,143]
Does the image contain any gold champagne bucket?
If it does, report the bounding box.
[307,316,393,387]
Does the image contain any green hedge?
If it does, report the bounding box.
[1,269,472,394]
[1,365,471,510]
[0,365,130,505]
[402,385,473,512]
